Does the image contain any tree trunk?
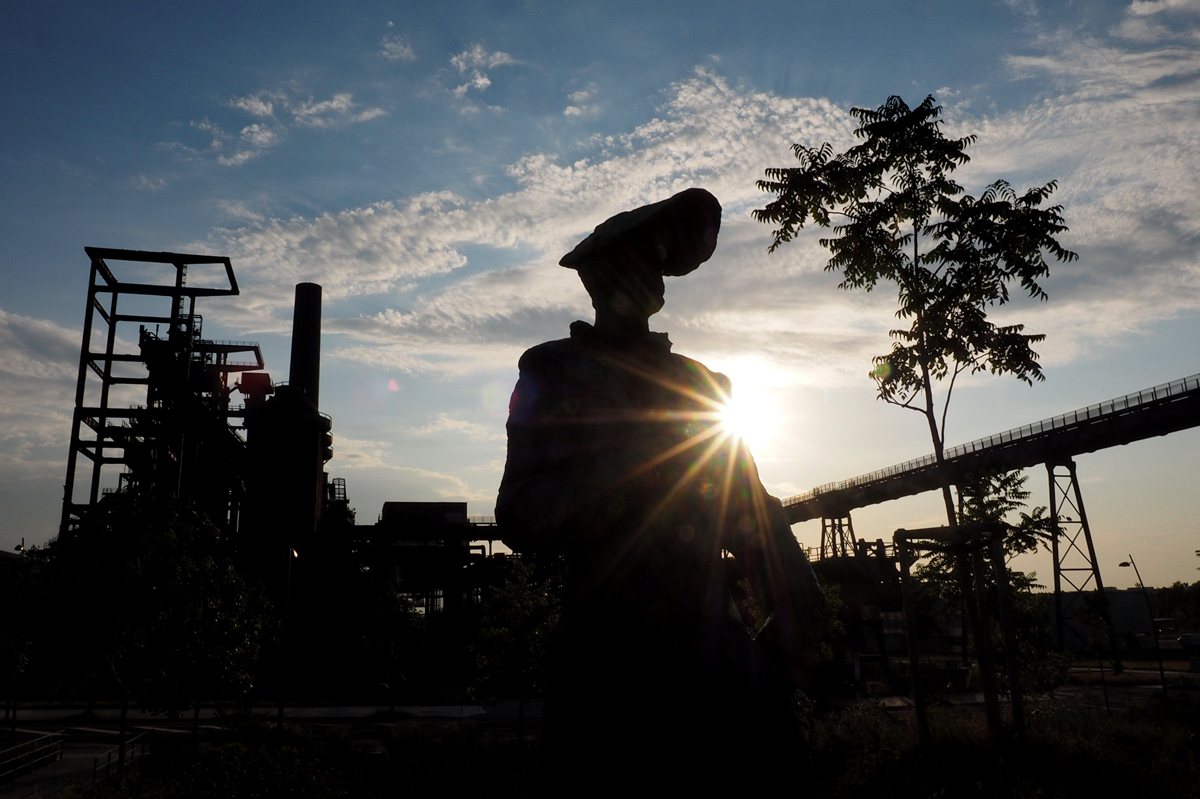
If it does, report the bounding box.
[919,352,1001,739]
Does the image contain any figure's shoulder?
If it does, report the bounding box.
[670,352,732,397]
[517,321,606,374]
[517,336,582,373]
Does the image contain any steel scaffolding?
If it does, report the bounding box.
[60,247,263,536]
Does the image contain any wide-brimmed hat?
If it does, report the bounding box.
[559,188,721,277]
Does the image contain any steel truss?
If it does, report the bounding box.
[60,248,263,536]
[820,514,857,560]
[1047,459,1121,662]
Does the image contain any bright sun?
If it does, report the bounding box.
[716,364,780,455]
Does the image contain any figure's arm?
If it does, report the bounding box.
[722,441,824,686]
[496,369,569,554]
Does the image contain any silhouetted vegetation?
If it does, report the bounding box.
[63,700,1200,798]
[914,470,1072,694]
[1155,576,1200,633]
[469,558,560,708]
[22,496,271,715]
[755,95,1077,530]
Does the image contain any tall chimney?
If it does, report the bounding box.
[288,283,322,409]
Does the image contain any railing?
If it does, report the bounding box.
[92,732,152,787]
[784,373,1200,507]
[0,731,64,782]
[203,339,261,349]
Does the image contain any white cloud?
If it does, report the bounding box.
[130,174,167,192]
[239,123,279,148]
[331,437,487,499]
[290,93,386,128]
[1113,0,1200,40]
[209,69,860,378]
[564,86,600,117]
[202,48,1200,397]
[0,310,82,479]
[230,93,276,117]
[453,70,492,98]
[450,44,516,72]
[448,44,518,99]
[177,89,385,166]
[1128,0,1200,16]
[192,118,227,150]
[380,34,416,61]
[411,413,504,441]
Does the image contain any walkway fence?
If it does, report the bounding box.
[0,731,65,783]
[92,732,152,787]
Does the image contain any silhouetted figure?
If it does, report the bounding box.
[497,188,823,788]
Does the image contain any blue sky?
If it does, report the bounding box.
[3,0,1200,586]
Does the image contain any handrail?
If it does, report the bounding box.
[0,731,65,782]
[92,731,152,787]
[783,373,1200,507]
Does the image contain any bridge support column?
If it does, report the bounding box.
[820,514,857,561]
[1047,460,1121,666]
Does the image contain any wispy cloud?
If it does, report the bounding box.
[332,436,489,500]
[411,413,504,441]
[230,94,275,117]
[168,89,385,167]
[229,90,386,129]
[210,69,864,380]
[448,43,518,99]
[379,34,416,62]
[206,42,1200,392]
[130,174,167,192]
[1113,0,1200,41]
[450,44,517,72]
[1128,0,1200,16]
[0,310,82,478]
[563,86,600,117]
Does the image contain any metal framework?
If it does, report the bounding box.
[60,248,263,536]
[819,514,857,560]
[1047,459,1120,657]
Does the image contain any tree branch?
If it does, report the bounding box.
[940,361,967,444]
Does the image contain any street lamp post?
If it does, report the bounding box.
[1119,556,1169,700]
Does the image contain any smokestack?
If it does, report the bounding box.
[288,283,322,409]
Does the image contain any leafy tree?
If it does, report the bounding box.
[913,469,1069,693]
[0,547,47,729]
[41,495,271,752]
[1154,579,1200,632]
[754,95,1078,528]
[360,568,426,706]
[469,558,560,738]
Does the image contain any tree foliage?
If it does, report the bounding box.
[469,558,560,705]
[42,495,272,714]
[755,95,1078,520]
[912,469,1069,693]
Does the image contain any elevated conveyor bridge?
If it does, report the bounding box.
[782,372,1200,524]
[782,371,1200,653]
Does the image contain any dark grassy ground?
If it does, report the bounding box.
[64,698,1199,799]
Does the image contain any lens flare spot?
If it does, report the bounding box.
[388,378,400,392]
[481,381,510,413]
